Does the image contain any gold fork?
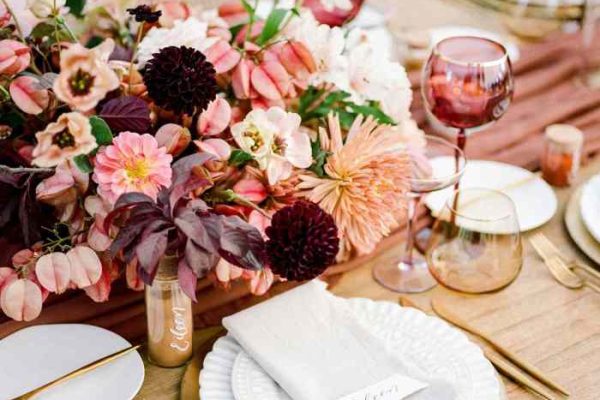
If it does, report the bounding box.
[530,234,600,293]
[534,233,600,282]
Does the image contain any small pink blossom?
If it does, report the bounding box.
[204,39,241,74]
[194,138,231,161]
[93,131,173,204]
[233,178,267,203]
[156,0,190,28]
[85,195,113,252]
[251,60,291,100]
[217,0,249,26]
[36,160,89,222]
[214,258,244,286]
[0,267,17,291]
[0,40,30,75]
[155,124,191,156]
[247,268,274,296]
[197,97,232,136]
[0,279,42,321]
[9,76,49,115]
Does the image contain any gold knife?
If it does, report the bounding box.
[15,344,142,400]
[398,297,565,400]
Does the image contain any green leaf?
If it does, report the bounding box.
[30,21,71,43]
[240,0,255,14]
[89,116,113,145]
[66,0,86,17]
[257,8,288,46]
[229,24,245,39]
[229,149,254,168]
[308,139,330,178]
[348,103,394,125]
[73,155,93,173]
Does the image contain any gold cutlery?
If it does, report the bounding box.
[430,297,570,397]
[15,344,142,400]
[530,234,600,293]
[532,233,600,282]
[398,297,568,400]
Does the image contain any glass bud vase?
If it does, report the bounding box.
[145,257,193,367]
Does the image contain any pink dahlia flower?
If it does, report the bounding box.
[93,131,173,204]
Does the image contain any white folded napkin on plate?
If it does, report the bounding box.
[223,280,455,400]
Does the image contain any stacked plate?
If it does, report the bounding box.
[565,174,600,266]
[199,298,506,400]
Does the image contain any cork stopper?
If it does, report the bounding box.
[544,124,584,152]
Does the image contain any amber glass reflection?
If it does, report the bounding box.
[426,188,523,293]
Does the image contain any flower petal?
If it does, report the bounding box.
[9,76,49,115]
[35,252,71,294]
[197,97,232,136]
[0,279,42,322]
[67,246,102,288]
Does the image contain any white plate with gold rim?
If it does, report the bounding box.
[0,324,144,400]
[566,184,600,266]
[200,298,504,400]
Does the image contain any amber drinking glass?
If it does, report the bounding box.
[426,188,523,293]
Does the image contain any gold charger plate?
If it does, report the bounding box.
[565,186,600,266]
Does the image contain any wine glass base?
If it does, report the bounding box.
[372,254,437,293]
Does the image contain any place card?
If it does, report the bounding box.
[338,374,428,400]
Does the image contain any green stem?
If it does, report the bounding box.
[55,16,78,42]
[1,0,23,39]
[0,85,9,101]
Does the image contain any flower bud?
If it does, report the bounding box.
[0,40,31,75]
[155,124,191,156]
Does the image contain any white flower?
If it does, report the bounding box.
[137,18,216,68]
[27,0,66,18]
[231,107,312,185]
[320,0,353,11]
[282,10,347,86]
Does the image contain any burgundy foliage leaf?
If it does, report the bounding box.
[218,215,266,271]
[136,230,169,284]
[99,96,151,134]
[184,239,219,278]
[174,209,218,253]
[177,259,198,302]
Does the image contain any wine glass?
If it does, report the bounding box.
[422,36,514,162]
[372,135,466,293]
[426,188,523,293]
[302,0,365,26]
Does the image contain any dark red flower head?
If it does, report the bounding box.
[127,5,162,23]
[143,46,217,115]
[266,200,339,281]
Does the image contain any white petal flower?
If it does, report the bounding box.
[137,18,217,68]
[27,0,66,18]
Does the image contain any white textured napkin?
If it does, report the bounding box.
[222,280,455,400]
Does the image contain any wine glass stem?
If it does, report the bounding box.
[451,129,467,223]
[402,194,422,266]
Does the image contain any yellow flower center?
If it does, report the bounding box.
[125,159,150,180]
[243,125,264,152]
[271,137,287,155]
[52,128,76,149]
[69,68,95,96]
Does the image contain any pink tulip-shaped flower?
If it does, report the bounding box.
[276,41,317,86]
[156,0,191,27]
[93,132,173,204]
[251,60,291,100]
[155,124,191,156]
[218,0,249,26]
[204,40,241,74]
[247,268,274,296]
[0,40,31,75]
[197,97,232,136]
[194,138,231,161]
[9,75,49,115]
[231,59,254,100]
[233,178,268,203]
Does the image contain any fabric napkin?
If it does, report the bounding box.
[222,280,455,400]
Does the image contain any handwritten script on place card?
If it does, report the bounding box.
[337,375,428,400]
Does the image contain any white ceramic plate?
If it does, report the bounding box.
[580,174,600,244]
[425,158,557,232]
[0,324,144,400]
[200,298,503,400]
[565,185,600,266]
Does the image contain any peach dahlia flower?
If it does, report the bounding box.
[93,131,173,204]
[53,39,119,112]
[298,114,411,261]
[32,112,96,167]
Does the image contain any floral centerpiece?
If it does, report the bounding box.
[0,0,421,322]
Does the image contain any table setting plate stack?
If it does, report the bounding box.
[199,281,506,400]
[565,174,600,265]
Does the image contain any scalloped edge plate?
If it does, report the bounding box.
[200,298,504,400]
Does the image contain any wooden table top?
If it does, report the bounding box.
[136,158,600,399]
